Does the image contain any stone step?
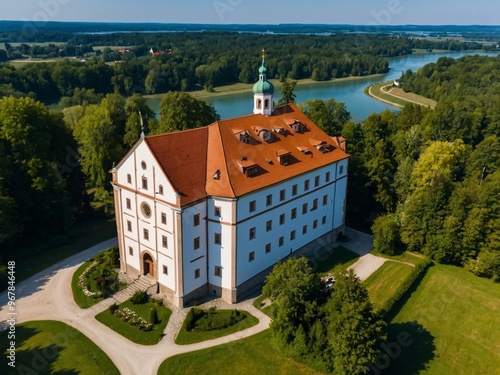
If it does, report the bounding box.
[112,276,156,304]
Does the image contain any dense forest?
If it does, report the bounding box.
[345,55,500,280]
[0,28,498,282]
[1,31,494,104]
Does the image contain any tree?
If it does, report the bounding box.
[262,257,321,346]
[277,78,297,106]
[0,96,75,251]
[299,98,351,136]
[73,104,123,200]
[123,94,156,147]
[372,213,402,255]
[153,92,219,134]
[325,268,386,375]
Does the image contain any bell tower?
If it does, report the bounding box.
[253,49,274,115]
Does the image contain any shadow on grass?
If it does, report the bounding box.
[0,326,78,375]
[309,246,359,274]
[371,321,435,375]
[384,263,433,323]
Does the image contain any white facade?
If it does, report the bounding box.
[112,59,349,306]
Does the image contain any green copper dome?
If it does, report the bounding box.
[253,60,274,94]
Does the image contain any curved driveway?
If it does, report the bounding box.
[1,228,381,374]
[0,238,271,375]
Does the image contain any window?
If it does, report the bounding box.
[194,268,200,279]
[302,203,308,214]
[126,198,131,209]
[158,185,164,195]
[142,176,148,190]
[249,251,255,262]
[141,202,152,218]
[291,208,297,219]
[143,228,149,240]
[127,220,132,232]
[279,214,285,225]
[313,220,318,229]
[290,230,296,241]
[266,220,272,232]
[214,206,221,217]
[322,216,327,225]
[304,179,310,191]
[292,184,298,196]
[303,225,308,235]
[214,266,222,277]
[264,98,270,109]
[214,233,221,245]
[315,176,320,187]
[249,200,256,213]
[194,237,200,250]
[323,195,328,206]
[161,212,167,225]
[249,227,256,240]
[326,172,331,182]
[163,265,168,275]
[339,165,344,174]
[141,161,147,170]
[127,174,132,184]
[266,194,272,206]
[280,189,286,201]
[162,235,168,248]
[194,214,200,226]
[279,237,284,247]
[265,243,271,254]
[312,199,318,211]
[256,99,262,109]
[128,246,133,256]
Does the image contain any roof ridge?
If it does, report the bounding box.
[214,121,236,197]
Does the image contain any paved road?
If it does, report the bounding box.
[0,228,383,374]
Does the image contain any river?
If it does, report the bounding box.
[149,51,497,122]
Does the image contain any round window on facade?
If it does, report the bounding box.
[141,161,147,170]
[141,202,152,218]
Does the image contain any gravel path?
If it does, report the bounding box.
[0,238,270,375]
[0,227,386,374]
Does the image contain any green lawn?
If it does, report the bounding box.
[159,330,323,375]
[71,261,105,308]
[95,299,171,345]
[175,309,259,345]
[11,217,116,285]
[383,264,500,375]
[363,261,416,312]
[0,320,119,375]
[310,246,360,275]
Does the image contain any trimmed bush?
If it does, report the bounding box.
[150,307,158,325]
[109,303,118,314]
[378,259,432,316]
[130,290,148,305]
[186,307,245,332]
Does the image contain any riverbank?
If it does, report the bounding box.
[144,74,385,101]
[366,81,437,109]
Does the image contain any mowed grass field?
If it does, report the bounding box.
[384,264,500,375]
[160,259,499,374]
[0,320,119,375]
[159,330,323,375]
[363,261,416,312]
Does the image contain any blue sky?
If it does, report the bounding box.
[3,0,500,25]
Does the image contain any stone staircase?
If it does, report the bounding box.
[113,275,156,304]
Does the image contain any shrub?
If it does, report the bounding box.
[184,308,196,331]
[130,290,148,305]
[109,303,118,314]
[150,307,158,325]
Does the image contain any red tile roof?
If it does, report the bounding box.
[144,103,349,205]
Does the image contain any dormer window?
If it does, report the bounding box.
[213,170,221,180]
[236,158,261,177]
[276,149,291,166]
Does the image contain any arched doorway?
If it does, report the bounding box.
[143,253,155,277]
